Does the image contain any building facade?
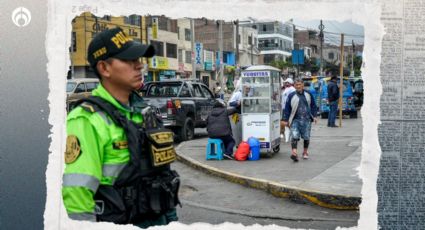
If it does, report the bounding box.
[293,29,321,59]
[238,26,261,67]
[245,20,294,64]
[145,16,179,82]
[70,13,145,79]
[176,18,194,79]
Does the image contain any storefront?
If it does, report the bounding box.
[147,56,177,82]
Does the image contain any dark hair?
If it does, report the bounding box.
[294,78,303,84]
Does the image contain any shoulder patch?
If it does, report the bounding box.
[65,135,81,164]
[80,102,100,113]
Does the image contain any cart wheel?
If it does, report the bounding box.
[272,145,280,153]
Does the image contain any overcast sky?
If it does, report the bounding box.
[293,19,364,45]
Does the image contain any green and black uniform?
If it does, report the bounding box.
[63,84,178,227]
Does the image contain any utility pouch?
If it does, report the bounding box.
[137,170,181,215]
[94,185,128,224]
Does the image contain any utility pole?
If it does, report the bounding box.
[218,20,224,99]
[235,20,239,65]
[190,18,196,80]
[351,40,355,77]
[318,20,325,77]
[251,32,254,65]
[338,33,344,128]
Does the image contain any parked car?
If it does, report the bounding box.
[318,77,358,119]
[140,80,216,141]
[349,77,364,108]
[66,78,99,112]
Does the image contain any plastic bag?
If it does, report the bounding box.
[234,141,250,161]
[285,127,291,142]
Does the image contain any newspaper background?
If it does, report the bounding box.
[377,0,425,229]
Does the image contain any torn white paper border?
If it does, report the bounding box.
[45,0,383,229]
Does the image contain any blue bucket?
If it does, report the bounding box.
[247,137,260,161]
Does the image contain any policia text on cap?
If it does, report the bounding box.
[62,27,181,228]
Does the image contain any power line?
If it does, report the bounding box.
[328,21,344,34]
[293,23,364,38]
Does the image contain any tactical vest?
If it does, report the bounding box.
[76,96,181,224]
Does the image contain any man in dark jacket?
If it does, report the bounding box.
[207,99,238,159]
[327,76,340,127]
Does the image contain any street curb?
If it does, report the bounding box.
[175,144,361,210]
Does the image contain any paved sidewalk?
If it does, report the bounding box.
[176,116,363,210]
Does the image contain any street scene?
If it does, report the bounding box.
[65,13,364,229]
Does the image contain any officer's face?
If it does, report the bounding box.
[103,58,143,91]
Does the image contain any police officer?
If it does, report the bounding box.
[63,27,180,228]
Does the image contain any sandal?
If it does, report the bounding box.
[303,153,309,159]
[290,154,299,162]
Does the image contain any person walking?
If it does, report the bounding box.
[280,78,296,138]
[281,78,296,112]
[206,99,238,159]
[282,78,318,162]
[327,75,340,127]
[62,27,180,228]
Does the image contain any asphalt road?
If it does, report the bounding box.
[173,161,359,229]
[173,129,359,229]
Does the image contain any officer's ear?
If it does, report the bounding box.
[97,59,113,79]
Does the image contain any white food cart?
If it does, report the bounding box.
[240,65,282,156]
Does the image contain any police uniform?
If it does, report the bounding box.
[63,27,179,228]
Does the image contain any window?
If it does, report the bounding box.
[180,84,191,97]
[71,32,77,52]
[66,82,76,93]
[86,82,98,92]
[147,84,181,97]
[102,15,111,21]
[158,17,167,31]
[124,16,130,24]
[178,49,183,62]
[328,52,334,60]
[237,34,241,44]
[75,83,85,93]
[128,15,141,26]
[150,40,164,56]
[264,54,274,64]
[128,28,138,37]
[262,24,267,31]
[192,84,203,97]
[166,43,177,58]
[248,35,252,45]
[185,50,192,63]
[200,86,213,99]
[185,28,191,41]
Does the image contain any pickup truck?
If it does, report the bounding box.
[140,80,217,141]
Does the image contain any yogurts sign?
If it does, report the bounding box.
[241,71,270,77]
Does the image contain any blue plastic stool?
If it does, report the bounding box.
[206,138,224,160]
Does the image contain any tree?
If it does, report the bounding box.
[353,56,362,76]
[270,59,292,70]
